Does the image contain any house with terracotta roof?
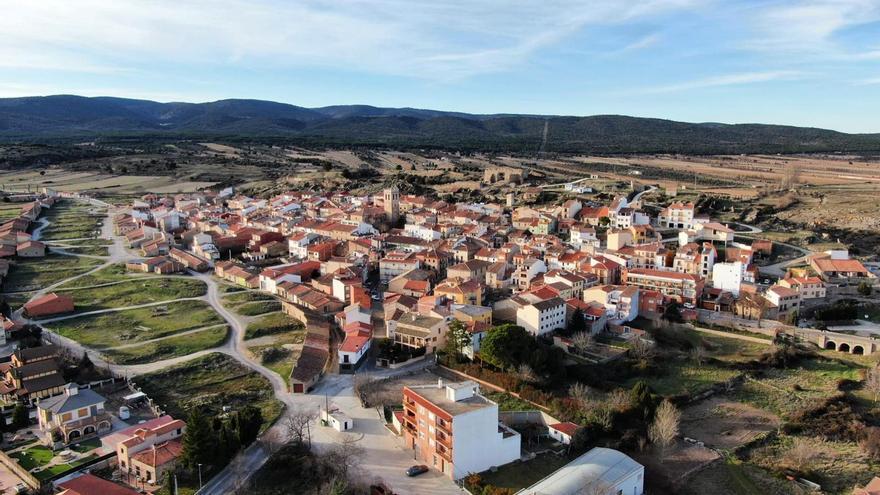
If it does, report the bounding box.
[116,415,186,486]
[16,240,45,257]
[129,439,183,486]
[809,252,877,295]
[22,292,74,318]
[339,321,373,373]
[548,421,579,444]
[854,476,880,495]
[58,473,139,495]
[434,277,484,306]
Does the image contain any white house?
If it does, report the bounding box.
[321,408,353,432]
[519,447,644,495]
[548,422,579,445]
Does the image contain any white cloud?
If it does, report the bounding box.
[627,70,806,94]
[0,0,701,79]
[742,0,880,56]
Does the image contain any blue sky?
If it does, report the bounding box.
[1,0,879,132]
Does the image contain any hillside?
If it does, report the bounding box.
[1,95,879,154]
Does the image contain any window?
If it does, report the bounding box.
[61,412,72,422]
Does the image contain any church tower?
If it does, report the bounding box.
[383,186,400,225]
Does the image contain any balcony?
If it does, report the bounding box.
[435,445,452,462]
[436,433,452,448]
[435,420,451,435]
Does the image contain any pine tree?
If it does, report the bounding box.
[181,408,216,469]
[236,406,263,448]
[12,404,28,428]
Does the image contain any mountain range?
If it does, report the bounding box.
[1,95,879,154]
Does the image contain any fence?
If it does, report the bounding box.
[0,450,41,490]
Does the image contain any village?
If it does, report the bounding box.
[0,163,878,495]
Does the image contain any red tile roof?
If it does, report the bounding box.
[58,474,140,495]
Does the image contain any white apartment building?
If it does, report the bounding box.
[517,297,566,336]
[658,202,695,229]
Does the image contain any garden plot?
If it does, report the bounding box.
[681,397,781,450]
[56,277,206,311]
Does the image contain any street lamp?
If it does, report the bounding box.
[198,463,203,489]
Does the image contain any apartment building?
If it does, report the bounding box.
[622,268,704,305]
[517,297,566,336]
[402,381,520,480]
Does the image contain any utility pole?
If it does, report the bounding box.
[198,463,203,490]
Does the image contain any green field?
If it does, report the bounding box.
[56,277,206,311]
[51,244,110,256]
[103,325,229,364]
[2,255,103,292]
[733,358,862,418]
[46,300,224,348]
[477,453,571,492]
[135,353,283,431]
[222,291,280,316]
[0,202,25,221]
[39,200,106,241]
[245,312,304,340]
[237,300,282,316]
[57,263,139,288]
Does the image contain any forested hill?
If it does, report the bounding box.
[1,95,878,154]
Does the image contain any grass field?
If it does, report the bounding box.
[56,277,206,311]
[46,300,224,349]
[39,200,106,241]
[478,453,571,492]
[2,254,103,292]
[245,312,304,340]
[135,353,283,430]
[57,263,139,288]
[733,358,861,418]
[222,291,280,316]
[0,202,25,221]
[103,325,229,364]
[51,244,110,256]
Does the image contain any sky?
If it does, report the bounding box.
[1,0,879,132]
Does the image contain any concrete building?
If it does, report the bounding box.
[402,381,520,480]
[383,186,400,225]
[622,268,704,305]
[517,297,566,336]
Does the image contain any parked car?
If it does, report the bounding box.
[405,465,429,477]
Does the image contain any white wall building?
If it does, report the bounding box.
[712,261,745,296]
[517,297,566,336]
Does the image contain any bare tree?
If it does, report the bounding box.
[690,345,706,365]
[515,363,538,383]
[285,407,317,446]
[629,337,654,361]
[866,366,880,404]
[569,382,593,409]
[571,331,593,356]
[649,399,681,461]
[606,388,630,412]
[783,438,821,473]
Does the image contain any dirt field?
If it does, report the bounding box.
[681,397,781,450]
[631,441,721,488]
[0,168,217,194]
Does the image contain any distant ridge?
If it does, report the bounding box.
[1,95,879,154]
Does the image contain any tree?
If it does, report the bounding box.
[235,406,263,448]
[859,281,873,296]
[571,331,592,356]
[569,382,593,409]
[629,337,654,362]
[285,408,317,446]
[479,324,533,370]
[782,438,820,474]
[648,399,680,461]
[181,408,216,469]
[865,365,880,404]
[515,363,538,384]
[12,404,28,428]
[217,422,241,464]
[690,345,706,366]
[444,319,471,363]
[567,308,586,336]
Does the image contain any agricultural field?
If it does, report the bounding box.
[0,201,25,221]
[2,254,103,292]
[135,353,283,430]
[102,325,229,365]
[0,168,218,195]
[55,276,206,311]
[45,299,224,349]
